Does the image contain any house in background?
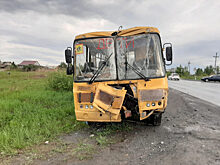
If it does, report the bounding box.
[18,60,40,68]
[0,60,2,68]
[0,61,12,69]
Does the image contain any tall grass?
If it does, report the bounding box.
[0,71,83,155]
[47,71,73,91]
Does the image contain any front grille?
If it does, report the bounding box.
[78,93,94,103]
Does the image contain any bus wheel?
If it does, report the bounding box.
[151,113,162,126]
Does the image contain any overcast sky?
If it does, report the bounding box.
[0,0,220,70]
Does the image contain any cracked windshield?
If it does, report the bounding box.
[75,34,165,82]
[75,38,116,81]
[117,33,165,80]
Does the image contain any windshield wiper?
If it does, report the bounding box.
[88,53,113,84]
[125,62,150,81]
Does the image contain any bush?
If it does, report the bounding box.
[58,62,67,69]
[22,64,40,72]
[47,72,73,91]
[10,62,17,70]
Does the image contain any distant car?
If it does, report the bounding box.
[168,73,180,80]
[201,75,220,82]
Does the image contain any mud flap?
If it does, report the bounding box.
[93,84,127,121]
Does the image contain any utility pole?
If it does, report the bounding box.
[188,61,191,75]
[213,52,219,74]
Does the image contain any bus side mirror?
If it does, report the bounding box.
[163,43,173,65]
[65,47,72,63]
[166,47,172,61]
[65,47,74,75]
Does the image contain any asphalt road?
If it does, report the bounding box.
[168,79,220,107]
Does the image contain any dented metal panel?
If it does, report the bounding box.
[93,84,127,119]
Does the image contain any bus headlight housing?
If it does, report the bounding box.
[139,89,164,102]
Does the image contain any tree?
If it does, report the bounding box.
[182,66,190,76]
[175,65,183,76]
[58,62,67,68]
[10,62,17,69]
[204,65,214,75]
[195,68,203,76]
[166,71,171,77]
[182,70,190,77]
[175,65,190,77]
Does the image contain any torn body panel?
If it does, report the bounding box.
[93,84,127,120]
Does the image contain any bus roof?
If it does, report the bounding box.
[75,26,160,40]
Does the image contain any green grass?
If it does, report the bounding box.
[0,71,84,156]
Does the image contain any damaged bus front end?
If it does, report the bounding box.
[65,27,173,126]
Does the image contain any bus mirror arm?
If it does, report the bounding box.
[66,63,73,75]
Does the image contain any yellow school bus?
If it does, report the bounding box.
[65,27,172,126]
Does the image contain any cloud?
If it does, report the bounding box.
[0,0,220,68]
[0,9,116,65]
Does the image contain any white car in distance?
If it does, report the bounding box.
[168,73,180,80]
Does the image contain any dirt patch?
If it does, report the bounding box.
[2,89,220,165]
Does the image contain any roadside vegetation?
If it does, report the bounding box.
[47,71,73,91]
[0,69,134,162]
[0,70,84,156]
[167,65,219,80]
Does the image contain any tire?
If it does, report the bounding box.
[205,79,208,82]
[151,113,162,126]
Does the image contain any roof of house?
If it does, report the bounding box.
[75,26,160,40]
[19,61,39,66]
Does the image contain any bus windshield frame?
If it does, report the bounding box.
[74,33,165,82]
